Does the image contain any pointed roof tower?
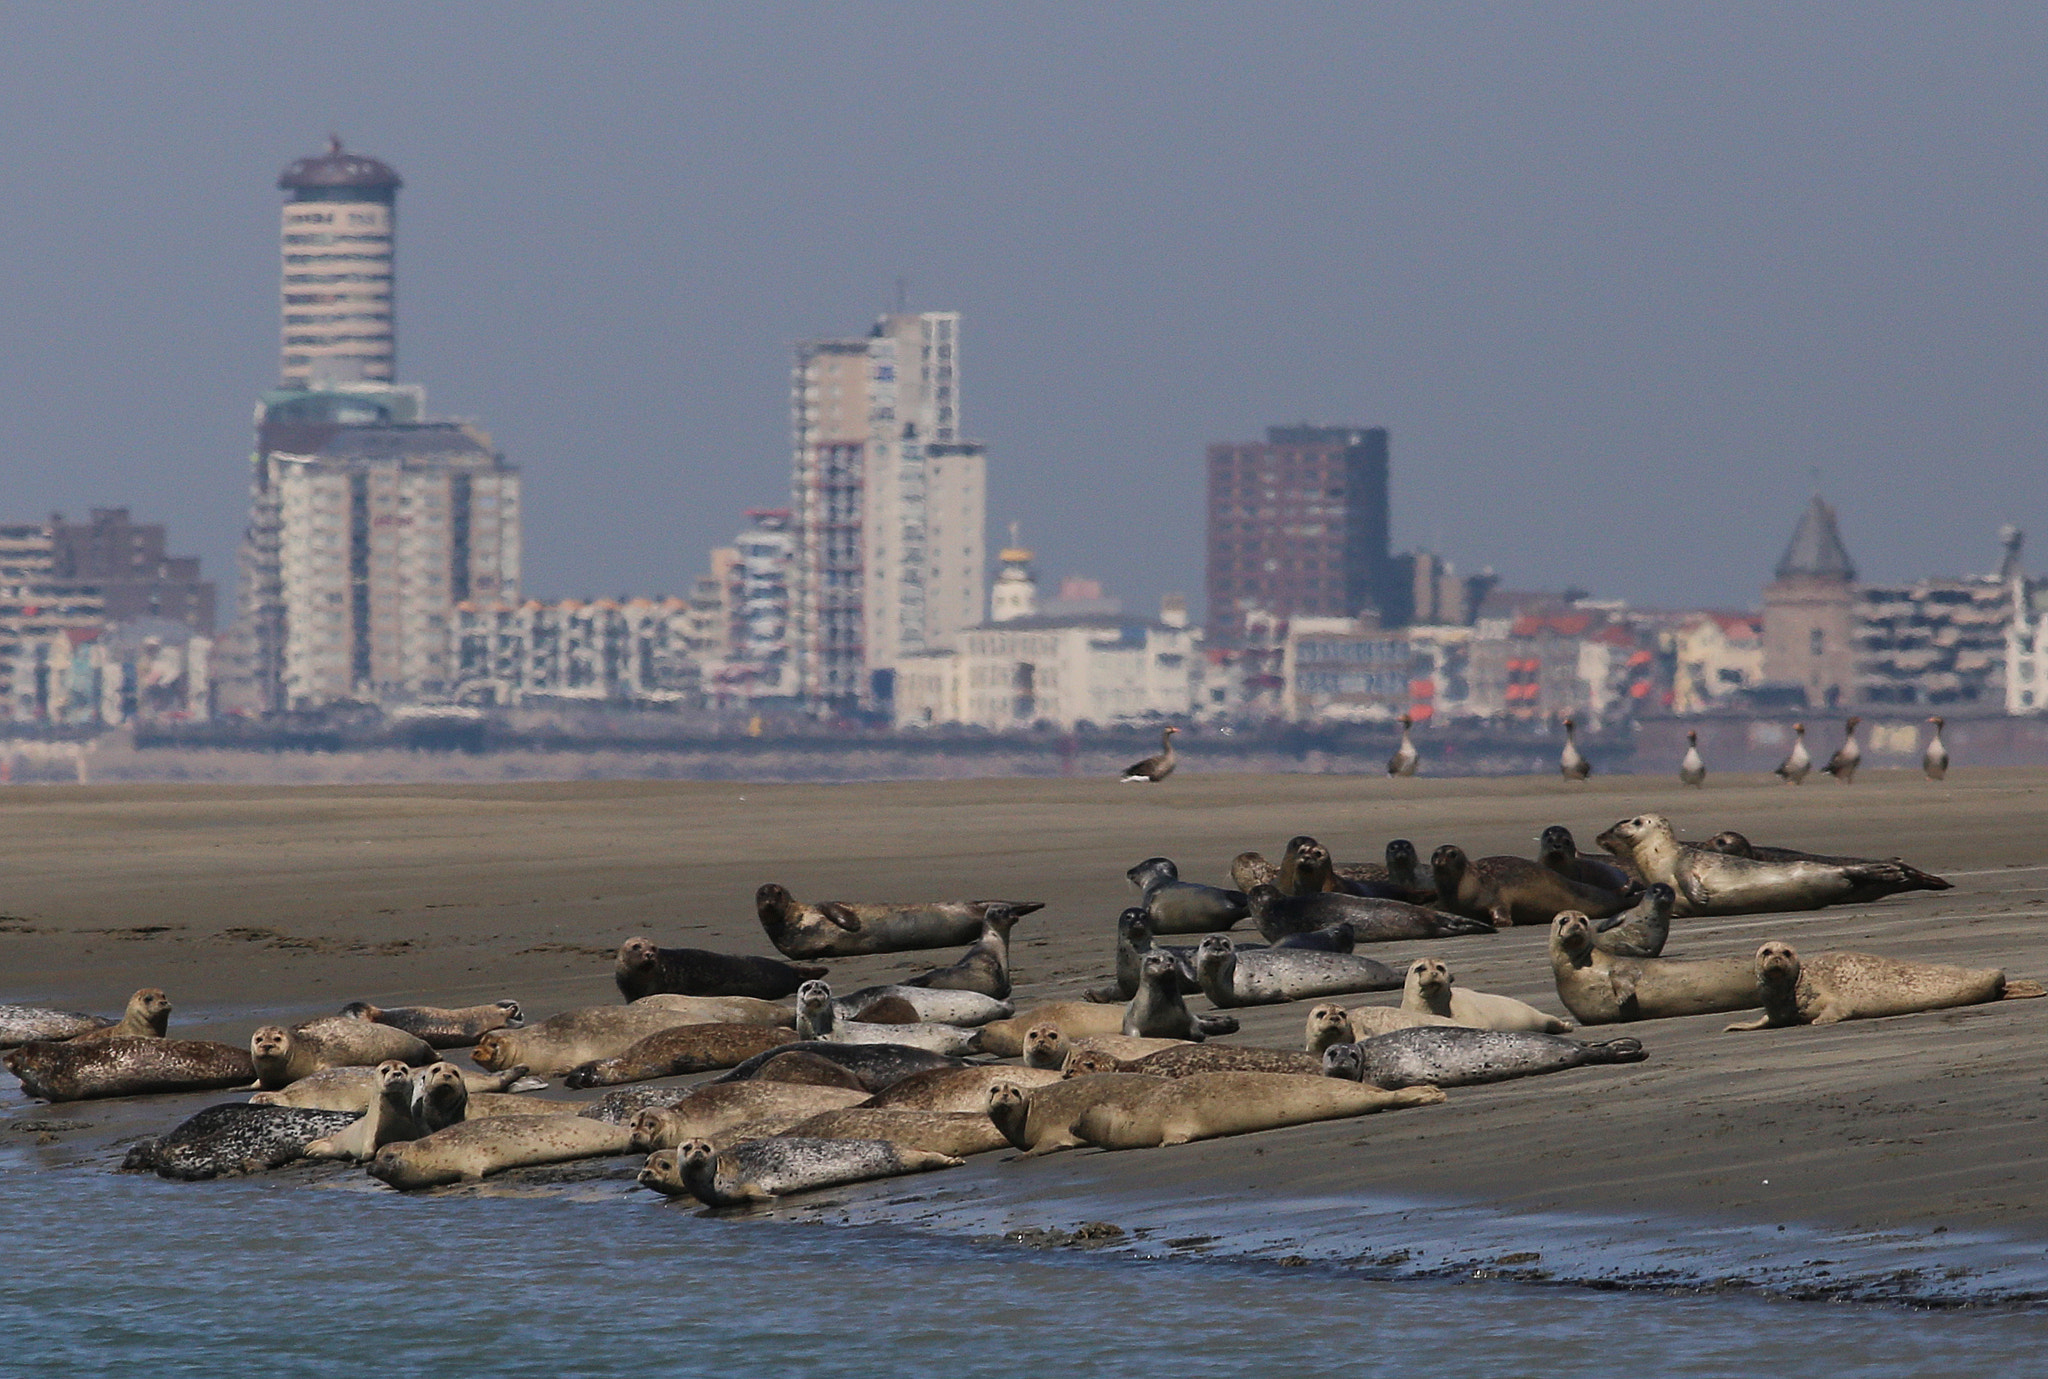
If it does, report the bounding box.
[1774,495,1857,582]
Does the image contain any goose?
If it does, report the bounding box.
[1386,714,1419,777]
[1923,715,1948,781]
[1559,717,1591,781]
[1120,726,1178,783]
[1774,723,1811,784]
[1820,715,1862,784]
[1678,730,1706,787]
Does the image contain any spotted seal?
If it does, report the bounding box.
[304,1060,419,1162]
[899,905,1021,999]
[829,986,1012,1027]
[470,996,787,1076]
[1229,852,1280,893]
[614,938,826,1001]
[562,1023,799,1089]
[777,1108,1008,1158]
[1092,1044,1323,1078]
[69,988,172,1044]
[986,1073,1165,1155]
[1549,912,1761,1024]
[338,1000,522,1048]
[1194,935,1401,1008]
[1321,1027,1645,1088]
[122,1104,358,1180]
[0,1004,114,1048]
[250,1063,535,1112]
[1402,957,1572,1032]
[1125,953,1240,1041]
[627,1082,872,1151]
[1069,1070,1446,1150]
[1593,885,1675,958]
[367,1115,634,1190]
[1126,857,1249,934]
[1724,940,2043,1030]
[1280,837,1403,899]
[1246,885,1494,944]
[5,1037,255,1102]
[644,1136,961,1204]
[252,1021,436,1089]
[1302,1002,1462,1054]
[409,1061,475,1133]
[972,1003,1129,1058]
[1021,1024,1184,1068]
[1431,845,1636,927]
[754,885,1042,960]
[794,982,976,1055]
[1597,814,1950,917]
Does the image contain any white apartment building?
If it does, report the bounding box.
[451,597,708,705]
[278,138,400,388]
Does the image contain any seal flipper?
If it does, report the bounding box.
[1192,1014,1239,1038]
[2001,979,2046,999]
[1081,985,1126,1004]
[1577,1037,1646,1064]
[818,903,864,934]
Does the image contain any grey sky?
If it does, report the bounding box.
[0,4,2042,619]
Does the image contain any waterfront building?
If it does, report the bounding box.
[1760,496,1859,709]
[278,138,400,388]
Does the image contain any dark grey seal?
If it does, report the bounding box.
[709,1041,965,1093]
[1126,858,1249,934]
[646,1135,959,1205]
[121,1104,359,1180]
[1537,824,1642,894]
[338,1000,523,1048]
[900,904,1020,999]
[1193,935,1402,1007]
[1321,1027,1646,1089]
[1334,839,1438,906]
[1124,953,1240,1041]
[614,937,826,1002]
[1246,884,1494,944]
[1594,883,1676,958]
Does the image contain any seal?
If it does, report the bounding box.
[250,1063,534,1113]
[0,1004,114,1048]
[648,1136,961,1204]
[369,1114,635,1190]
[1229,852,1280,893]
[1247,884,1494,943]
[795,982,976,1055]
[1401,957,1573,1032]
[1549,911,1761,1024]
[121,1104,358,1181]
[1431,845,1636,927]
[1115,1044,1322,1078]
[1593,884,1675,958]
[1701,832,1885,867]
[252,1021,436,1089]
[1303,1002,1462,1054]
[628,1082,871,1151]
[712,1041,965,1092]
[304,1060,419,1161]
[1069,1070,1445,1150]
[1125,953,1240,1040]
[778,1108,1009,1158]
[1724,941,2043,1030]
[4,1037,255,1103]
[986,1073,1165,1155]
[1322,1027,1645,1088]
[614,938,826,1002]
[69,988,172,1044]
[465,1093,581,1119]
[1194,935,1401,1007]
[1091,908,1200,1002]
[1334,839,1438,906]
[561,1024,799,1089]
[900,905,1020,999]
[1126,858,1249,934]
[410,1060,476,1133]
[1280,837,1402,899]
[972,1003,1130,1058]
[1536,825,1641,893]
[1021,1024,1184,1069]
[1119,726,1179,783]
[755,884,1044,960]
[1273,924,1356,953]
[830,986,1012,1027]
[1597,813,1950,917]
[337,1000,521,1048]
[471,996,786,1076]
[864,1065,1063,1114]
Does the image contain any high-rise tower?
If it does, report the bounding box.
[277,138,400,388]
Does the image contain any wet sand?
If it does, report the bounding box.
[5,767,2047,1255]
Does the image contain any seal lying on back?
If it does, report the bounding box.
[712,1040,964,1092]
[1246,885,1494,944]
[471,996,787,1075]
[1125,954,1240,1040]
[1402,957,1572,1032]
[1597,814,1950,917]
[1302,1002,1462,1054]
[900,905,1021,999]
[629,1082,871,1150]
[1126,858,1248,934]
[645,1136,961,1204]
[973,1002,1129,1058]
[862,1064,1064,1112]
[0,1004,114,1048]
[70,988,172,1043]
[1431,846,1637,927]
[337,1000,521,1048]
[5,1037,255,1102]
[367,1115,634,1190]
[304,1060,419,1161]
[122,1104,358,1180]
[252,1021,436,1089]
[562,1024,799,1088]
[795,982,976,1055]
[778,1108,1008,1158]
[251,1063,533,1112]
[1194,936,1400,1008]
[754,884,1043,960]
[1322,1027,1645,1088]
[1724,940,2041,1030]
[1594,884,1675,958]
[614,938,825,1002]
[1549,912,1761,1024]
[1537,825,1641,893]
[1069,1071,1445,1150]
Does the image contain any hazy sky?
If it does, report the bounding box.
[1,4,2043,619]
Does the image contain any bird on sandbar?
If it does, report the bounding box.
[1820,716,1862,784]
[1679,729,1706,787]
[1120,726,1178,783]
[1387,713,1419,777]
[1923,715,1949,781]
[1774,722,1811,784]
[1559,717,1591,781]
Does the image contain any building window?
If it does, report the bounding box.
[1809,628,1825,656]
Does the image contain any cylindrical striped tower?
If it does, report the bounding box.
[277,137,401,388]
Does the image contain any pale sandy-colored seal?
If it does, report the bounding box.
[562,1024,799,1089]
[338,1000,521,1048]
[1431,845,1636,927]
[1125,953,1240,1040]
[1549,912,1761,1024]
[1247,884,1493,944]
[250,1063,534,1112]
[1723,940,2043,1030]
[972,1003,1129,1058]
[5,1037,255,1102]
[712,1041,965,1092]
[1402,957,1572,1033]
[1070,1070,1445,1150]
[986,1073,1166,1155]
[304,1060,418,1162]
[252,1021,436,1089]
[1302,1002,1462,1054]
[470,996,786,1076]
[795,982,976,1055]
[1592,886,1675,958]
[860,1064,1064,1113]
[367,1115,634,1190]
[1597,814,1950,917]
[1022,1024,1185,1069]
[647,1136,962,1204]
[0,1005,114,1048]
[830,985,1012,1027]
[1194,935,1400,1008]
[614,938,826,1002]
[1322,1027,1645,1088]
[410,1061,474,1134]
[900,905,1020,999]
[1126,858,1249,933]
[628,1082,872,1151]
[755,884,1043,960]
[121,1104,359,1180]
[1536,825,1641,893]
[778,1108,1009,1158]
[69,988,172,1044]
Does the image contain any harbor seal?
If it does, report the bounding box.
[1322,1027,1645,1088]
[987,1073,1163,1155]
[1724,941,2041,1030]
[1022,1024,1185,1068]
[1280,837,1402,899]
[972,1002,1129,1058]
[1334,839,1439,906]
[900,905,1020,999]
[122,1104,358,1181]
[562,1023,799,1088]
[754,885,1043,960]
[5,1037,255,1102]
[1093,908,1201,1002]
[829,986,1011,1027]
[250,1063,534,1112]
[0,1004,114,1048]
[1125,953,1240,1040]
[628,1082,871,1150]
[614,938,826,1001]
[1701,831,1887,867]
[1597,813,1951,917]
[1194,935,1401,1007]
[252,1021,436,1089]
[1246,884,1494,944]
[410,1061,475,1133]
[471,996,785,1076]
[712,1041,964,1091]
[1126,858,1250,934]
[304,1060,419,1161]
[863,1065,1065,1114]
[1431,845,1637,927]
[1593,886,1675,958]
[1303,1002,1461,1053]
[1229,852,1280,893]
[1402,957,1572,1033]
[1536,825,1641,893]
[1549,912,1762,1024]
[795,982,976,1055]
[778,1108,1008,1158]
[69,988,172,1044]
[1069,1070,1445,1150]
[649,1136,961,1205]
[337,1000,521,1048]
[1091,1044,1323,1078]
[367,1115,634,1190]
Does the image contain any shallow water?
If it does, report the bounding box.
[3,1165,2045,1379]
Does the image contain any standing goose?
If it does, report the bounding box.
[1120,727,1178,783]
[1774,723,1811,784]
[1820,716,1862,784]
[1387,714,1419,778]
[1559,717,1591,781]
[1923,715,1949,781]
[1678,730,1706,787]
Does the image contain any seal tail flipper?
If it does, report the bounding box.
[1437,913,1498,936]
[1593,913,1630,932]
[1578,1038,1647,1064]
[2001,979,2047,999]
[1080,984,1126,1004]
[1192,1013,1240,1037]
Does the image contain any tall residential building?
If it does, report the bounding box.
[789,311,985,711]
[1760,495,1858,709]
[1205,425,1396,646]
[715,509,797,702]
[278,138,400,388]
[51,508,215,632]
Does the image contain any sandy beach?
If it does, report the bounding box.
[6,766,2047,1270]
